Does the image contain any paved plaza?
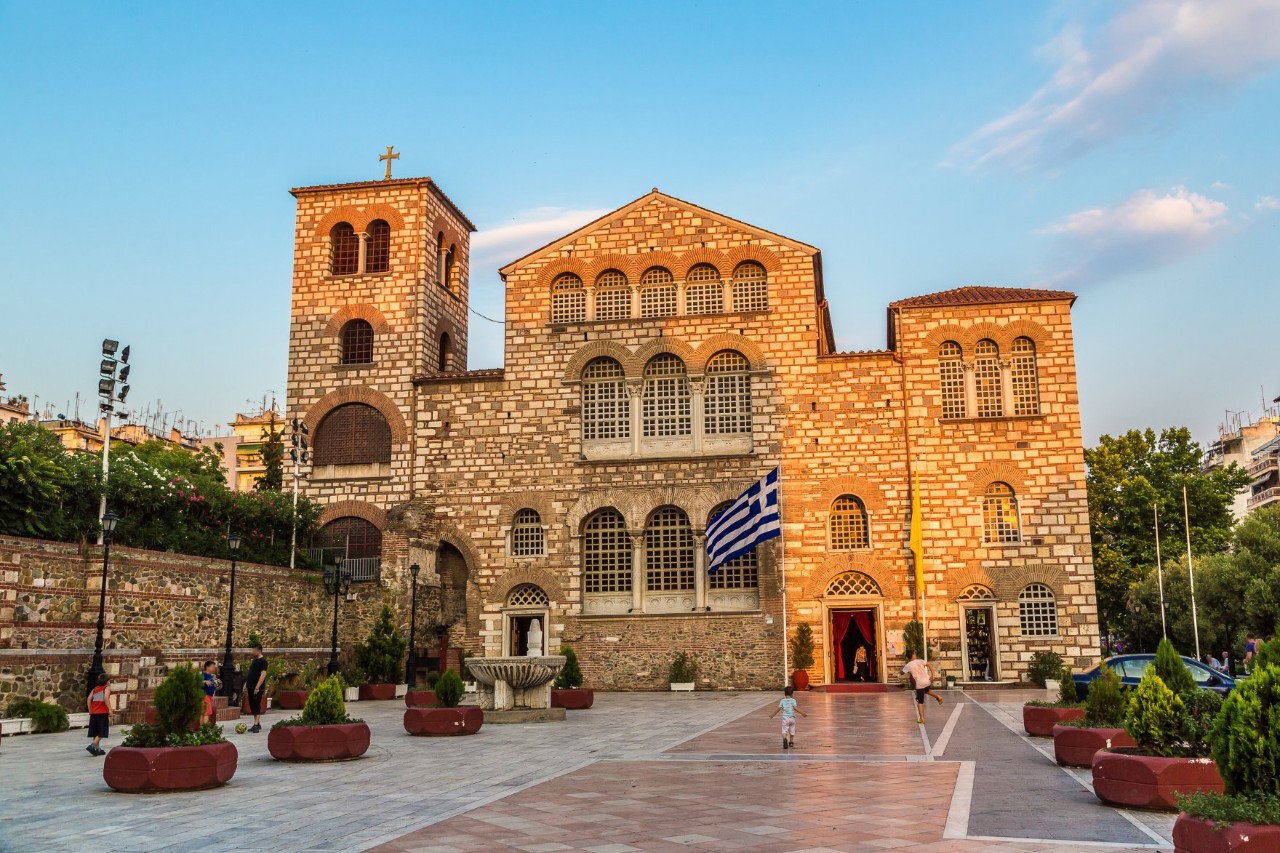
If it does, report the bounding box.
[0,689,1175,852]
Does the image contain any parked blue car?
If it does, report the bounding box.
[1072,654,1236,698]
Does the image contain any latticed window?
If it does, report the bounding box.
[340,319,374,365]
[939,341,966,419]
[704,351,751,435]
[313,404,392,465]
[507,583,549,607]
[551,274,586,324]
[1018,583,1058,636]
[366,220,390,273]
[583,509,631,593]
[639,268,677,318]
[594,270,631,320]
[825,572,882,596]
[957,584,995,600]
[731,262,768,312]
[510,509,545,558]
[642,354,691,437]
[707,503,758,589]
[685,264,724,315]
[982,482,1020,543]
[829,495,870,550]
[1011,337,1040,416]
[645,507,695,591]
[581,358,629,441]
[974,340,1003,418]
[319,517,381,560]
[330,223,359,275]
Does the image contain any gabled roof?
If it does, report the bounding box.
[498,189,818,277]
[290,176,476,232]
[889,286,1076,309]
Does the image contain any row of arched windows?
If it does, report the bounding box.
[826,483,1022,548]
[938,338,1040,419]
[551,262,768,324]
[330,221,391,276]
[337,319,452,371]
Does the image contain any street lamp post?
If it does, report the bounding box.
[405,563,421,687]
[325,557,352,676]
[288,419,309,570]
[219,531,243,700]
[86,511,119,695]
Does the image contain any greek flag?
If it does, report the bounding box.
[706,467,781,573]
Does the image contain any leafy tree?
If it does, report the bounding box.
[0,422,99,540]
[354,605,408,684]
[255,415,284,493]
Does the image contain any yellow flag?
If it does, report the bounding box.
[909,471,924,597]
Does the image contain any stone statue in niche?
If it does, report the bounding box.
[526,618,543,657]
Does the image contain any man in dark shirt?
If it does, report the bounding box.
[245,644,268,732]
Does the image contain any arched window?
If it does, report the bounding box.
[982,482,1020,543]
[731,262,768,312]
[510,509,545,558]
[957,584,995,601]
[704,351,751,435]
[707,503,758,590]
[551,273,586,324]
[685,264,724,315]
[436,233,446,287]
[639,267,676,318]
[593,270,631,320]
[330,223,359,275]
[825,571,882,596]
[581,357,629,440]
[1018,583,1058,636]
[365,219,390,273]
[438,332,451,372]
[642,354,691,437]
[939,341,965,419]
[444,245,456,293]
[829,495,870,550]
[583,509,631,593]
[313,404,392,465]
[319,516,381,560]
[645,507,694,592]
[974,340,1003,418]
[507,583,549,606]
[1011,337,1040,416]
[340,319,374,365]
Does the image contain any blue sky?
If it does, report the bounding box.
[1,1,1277,447]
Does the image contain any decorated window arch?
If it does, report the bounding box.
[825,572,882,597]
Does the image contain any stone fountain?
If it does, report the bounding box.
[466,619,567,722]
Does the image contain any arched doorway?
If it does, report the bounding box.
[502,584,550,656]
[433,542,469,673]
[821,571,885,684]
[957,584,998,681]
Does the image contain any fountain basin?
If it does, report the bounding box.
[466,656,565,711]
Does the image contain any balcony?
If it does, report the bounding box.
[1247,487,1280,510]
[306,548,381,583]
[1248,456,1279,482]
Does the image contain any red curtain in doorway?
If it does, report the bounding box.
[852,610,876,681]
[831,611,852,679]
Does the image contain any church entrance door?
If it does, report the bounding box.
[961,606,997,681]
[829,608,879,682]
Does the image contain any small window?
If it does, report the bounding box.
[1011,337,1040,416]
[510,509,545,558]
[444,245,456,293]
[436,233,446,287]
[551,274,586,324]
[583,509,631,593]
[340,319,374,365]
[639,268,676,318]
[330,223,359,275]
[366,220,390,273]
[939,341,965,419]
[685,265,724,315]
[645,507,695,592]
[829,495,870,550]
[703,351,751,435]
[731,262,768,312]
[438,332,451,372]
[582,358,629,441]
[642,354,691,438]
[594,270,631,320]
[1018,583,1058,636]
[974,340,1003,418]
[982,482,1020,544]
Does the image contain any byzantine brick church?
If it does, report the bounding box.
[284,171,1100,689]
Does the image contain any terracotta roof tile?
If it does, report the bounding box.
[889,286,1075,309]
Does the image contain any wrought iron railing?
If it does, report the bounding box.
[305,547,380,583]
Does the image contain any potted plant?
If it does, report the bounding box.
[340,666,366,702]
[1173,661,1280,852]
[267,675,370,762]
[355,605,408,700]
[669,652,697,691]
[5,697,70,734]
[550,645,594,709]
[1053,663,1135,766]
[403,670,483,736]
[104,665,237,793]
[1024,666,1085,736]
[1028,650,1064,688]
[790,623,815,691]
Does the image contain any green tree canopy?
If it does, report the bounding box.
[255,415,284,493]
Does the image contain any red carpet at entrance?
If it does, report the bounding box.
[817,683,891,693]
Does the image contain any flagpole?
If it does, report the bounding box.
[1154,501,1167,640]
[778,464,789,689]
[1183,484,1201,660]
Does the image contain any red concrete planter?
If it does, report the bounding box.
[403,707,484,736]
[274,690,309,711]
[404,690,438,708]
[358,683,397,701]
[103,742,238,793]
[267,722,370,762]
[1092,748,1224,811]
[1174,814,1280,852]
[1052,725,1136,767]
[1023,704,1085,737]
[551,688,595,710]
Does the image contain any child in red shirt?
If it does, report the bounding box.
[86,673,111,756]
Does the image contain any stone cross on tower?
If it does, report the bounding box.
[379,145,399,180]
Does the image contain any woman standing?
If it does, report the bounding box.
[853,645,870,682]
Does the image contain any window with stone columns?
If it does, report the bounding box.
[707,503,759,590]
[330,222,359,276]
[939,341,966,419]
[685,264,724,315]
[731,262,768,312]
[365,219,390,273]
[829,495,871,550]
[1018,583,1058,636]
[1010,337,1040,416]
[974,339,1003,418]
[313,404,392,465]
[510,508,545,558]
[982,482,1020,543]
[645,507,695,593]
[642,354,691,437]
[551,273,586,324]
[340,319,374,365]
[581,357,628,440]
[639,267,676,318]
[583,509,631,594]
[703,351,751,435]
[593,270,631,320]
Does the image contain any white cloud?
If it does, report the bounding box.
[1256,195,1280,211]
[1210,180,1232,191]
[949,1,1280,171]
[471,207,610,263]
[1041,186,1232,285]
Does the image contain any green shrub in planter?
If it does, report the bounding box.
[340,666,368,688]
[1028,651,1064,688]
[790,624,815,671]
[1177,791,1280,826]
[425,671,440,689]
[1124,672,1184,757]
[7,697,69,733]
[434,670,464,708]
[354,605,408,684]
[153,664,205,736]
[1152,637,1195,696]
[300,676,352,726]
[553,645,584,689]
[669,652,698,684]
[1086,664,1126,726]
[1058,668,1079,704]
[1211,664,1280,796]
[1178,688,1222,757]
